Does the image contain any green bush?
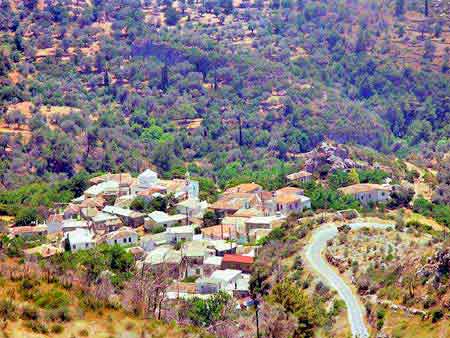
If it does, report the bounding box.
[25,320,49,334]
[45,306,72,322]
[431,308,444,323]
[51,323,64,333]
[0,299,17,320]
[35,289,70,310]
[150,224,165,234]
[20,305,39,320]
[182,275,199,283]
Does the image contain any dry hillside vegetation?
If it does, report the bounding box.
[326,226,450,337]
[0,278,196,338]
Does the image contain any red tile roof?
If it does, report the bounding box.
[223,254,254,265]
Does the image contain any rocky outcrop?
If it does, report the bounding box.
[417,249,450,280]
[302,142,366,174]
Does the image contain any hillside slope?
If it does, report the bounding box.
[0,0,448,188]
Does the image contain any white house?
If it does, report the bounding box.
[62,219,89,234]
[65,228,95,252]
[100,227,138,246]
[139,169,158,187]
[84,180,119,198]
[91,212,122,232]
[165,226,195,244]
[244,214,286,233]
[274,194,311,215]
[145,211,187,230]
[103,205,145,227]
[196,277,221,294]
[338,183,391,206]
[286,170,313,184]
[209,269,242,290]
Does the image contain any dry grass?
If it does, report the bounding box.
[383,310,450,338]
[0,279,191,338]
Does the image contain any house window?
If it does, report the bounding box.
[128,237,132,243]
[196,268,201,275]
[123,238,126,243]
[72,245,76,250]
[85,243,89,248]
[114,239,117,244]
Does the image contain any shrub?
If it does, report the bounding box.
[423,296,436,309]
[19,278,40,300]
[35,288,70,310]
[0,299,17,320]
[79,294,103,311]
[21,305,39,320]
[79,328,89,336]
[431,308,444,323]
[150,224,165,234]
[51,323,64,333]
[25,320,49,334]
[182,275,199,283]
[46,306,72,322]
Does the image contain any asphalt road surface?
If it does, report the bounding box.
[305,222,393,338]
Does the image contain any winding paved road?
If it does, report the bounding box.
[304,222,393,338]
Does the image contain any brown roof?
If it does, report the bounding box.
[137,186,167,197]
[286,171,312,180]
[64,203,80,214]
[338,184,391,195]
[10,225,48,235]
[276,187,304,195]
[232,208,263,218]
[224,183,262,194]
[89,173,133,186]
[274,193,302,204]
[210,192,258,211]
[102,227,137,242]
[24,244,63,258]
[80,196,105,209]
[158,179,188,193]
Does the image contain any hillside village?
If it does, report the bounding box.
[0,140,448,337]
[6,167,314,302]
[2,150,402,303]
[0,0,449,337]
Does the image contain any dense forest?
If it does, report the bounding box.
[0,0,448,188]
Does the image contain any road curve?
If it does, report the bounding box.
[304,222,393,338]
